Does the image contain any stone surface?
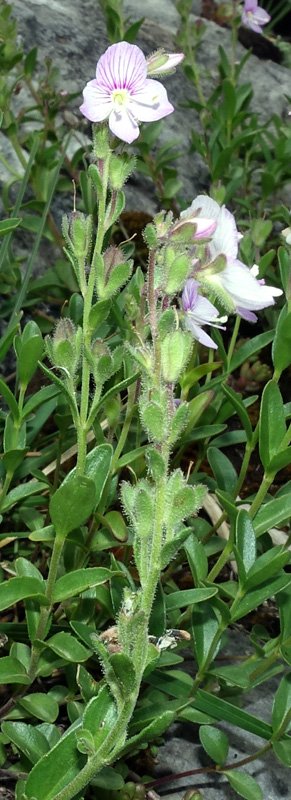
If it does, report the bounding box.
[10,0,291,215]
[152,634,290,799]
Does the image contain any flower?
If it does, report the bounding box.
[171,207,217,240]
[182,278,226,349]
[241,1,271,34]
[80,41,174,144]
[146,50,184,76]
[187,195,283,317]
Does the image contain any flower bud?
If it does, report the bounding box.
[62,211,93,260]
[109,153,136,190]
[146,49,184,76]
[93,123,111,158]
[143,223,158,249]
[161,330,193,383]
[46,319,82,377]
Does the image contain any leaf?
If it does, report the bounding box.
[120,709,175,757]
[225,770,263,800]
[207,446,237,494]
[192,602,220,670]
[244,547,290,590]
[259,380,286,470]
[49,444,112,538]
[199,725,229,765]
[230,330,274,371]
[0,377,20,420]
[272,673,291,735]
[25,724,85,799]
[193,689,272,740]
[82,685,117,748]
[273,738,291,767]
[18,693,59,723]
[0,577,46,611]
[0,656,30,685]
[166,587,218,611]
[253,494,291,537]
[272,304,291,374]
[230,573,291,621]
[2,721,49,765]
[235,510,256,585]
[49,473,97,538]
[0,217,22,236]
[92,766,124,790]
[44,632,91,662]
[222,384,252,443]
[1,479,47,512]
[53,567,113,601]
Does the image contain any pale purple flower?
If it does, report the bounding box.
[241,1,271,34]
[182,279,226,349]
[172,208,217,240]
[80,41,174,144]
[146,50,184,76]
[187,195,283,316]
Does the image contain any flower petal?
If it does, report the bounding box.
[96,42,147,92]
[185,317,218,349]
[130,79,174,121]
[192,294,221,324]
[221,260,283,310]
[108,107,140,143]
[237,307,258,323]
[80,80,112,122]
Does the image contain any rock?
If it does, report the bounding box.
[8,0,291,215]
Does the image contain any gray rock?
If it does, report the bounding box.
[8,0,291,215]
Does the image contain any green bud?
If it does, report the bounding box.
[146,446,166,479]
[46,319,82,377]
[143,222,158,249]
[165,251,192,294]
[154,209,173,239]
[161,330,193,383]
[109,153,136,190]
[158,308,177,339]
[169,401,189,445]
[91,339,113,382]
[99,246,133,299]
[93,124,111,158]
[14,321,43,389]
[62,212,93,261]
[139,388,168,443]
[76,728,95,756]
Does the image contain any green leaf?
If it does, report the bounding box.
[53,567,113,601]
[2,721,49,765]
[49,472,96,538]
[230,573,291,621]
[259,380,286,470]
[230,330,274,371]
[49,444,112,538]
[272,304,291,374]
[18,693,59,723]
[0,577,46,611]
[192,602,220,670]
[0,656,30,685]
[0,217,22,235]
[273,738,291,767]
[235,510,256,585]
[25,725,85,799]
[46,632,91,662]
[92,766,124,790]
[199,725,229,765]
[222,384,252,443]
[185,535,208,583]
[121,709,175,757]
[1,479,47,512]
[207,446,237,494]
[268,447,291,473]
[82,685,117,748]
[224,770,263,800]
[272,673,291,735]
[193,689,272,740]
[0,377,20,420]
[166,587,218,611]
[244,547,290,590]
[253,494,291,537]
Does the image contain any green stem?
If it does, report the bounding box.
[227,314,241,370]
[76,153,110,473]
[111,383,137,470]
[28,534,64,680]
[248,471,275,519]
